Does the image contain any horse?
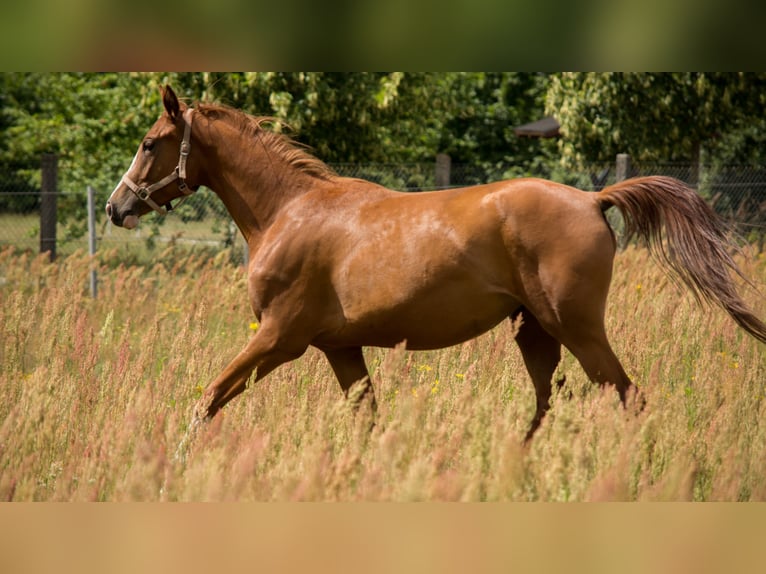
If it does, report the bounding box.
[106,85,766,441]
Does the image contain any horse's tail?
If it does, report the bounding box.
[597,175,766,343]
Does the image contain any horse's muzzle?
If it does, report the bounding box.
[105,201,139,229]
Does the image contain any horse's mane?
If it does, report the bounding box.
[196,102,336,180]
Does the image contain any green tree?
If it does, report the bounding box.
[436,72,555,182]
[0,72,557,224]
[0,73,159,205]
[152,72,554,171]
[546,72,766,171]
[166,72,459,163]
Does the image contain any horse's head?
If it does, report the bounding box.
[106,85,201,229]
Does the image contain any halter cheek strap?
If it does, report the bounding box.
[121,107,196,215]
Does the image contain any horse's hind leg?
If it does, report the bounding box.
[323,346,377,417]
[563,329,634,403]
[540,298,635,405]
[512,308,565,441]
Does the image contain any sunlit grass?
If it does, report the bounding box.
[0,244,765,501]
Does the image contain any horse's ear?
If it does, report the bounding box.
[161,85,181,121]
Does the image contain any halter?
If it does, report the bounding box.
[121,107,196,215]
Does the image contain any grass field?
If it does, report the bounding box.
[0,244,765,501]
[0,211,245,264]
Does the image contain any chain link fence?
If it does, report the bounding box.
[2,159,766,263]
[0,175,41,252]
[574,161,766,244]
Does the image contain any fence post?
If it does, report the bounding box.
[615,153,631,182]
[435,153,451,189]
[40,153,58,261]
[87,186,98,298]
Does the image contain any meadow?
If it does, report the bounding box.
[0,243,765,501]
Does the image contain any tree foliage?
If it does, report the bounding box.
[0,73,160,209]
[546,72,766,170]
[434,72,555,180]
[7,72,766,222]
[155,72,552,169]
[155,72,439,163]
[0,72,551,203]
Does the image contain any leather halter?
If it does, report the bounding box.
[121,107,196,215]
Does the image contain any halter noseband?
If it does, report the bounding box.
[121,107,196,215]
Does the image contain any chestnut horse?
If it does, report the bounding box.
[106,86,766,441]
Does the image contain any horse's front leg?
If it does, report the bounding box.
[193,326,307,423]
[176,328,304,461]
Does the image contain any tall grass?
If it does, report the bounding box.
[1,244,765,501]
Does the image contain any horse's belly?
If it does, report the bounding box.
[322,286,519,350]
[397,300,514,350]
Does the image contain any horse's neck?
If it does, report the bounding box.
[200,127,316,245]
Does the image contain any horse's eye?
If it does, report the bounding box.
[142,139,155,152]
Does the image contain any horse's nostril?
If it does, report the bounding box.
[106,202,113,218]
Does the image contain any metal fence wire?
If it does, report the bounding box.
[2,161,766,259]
